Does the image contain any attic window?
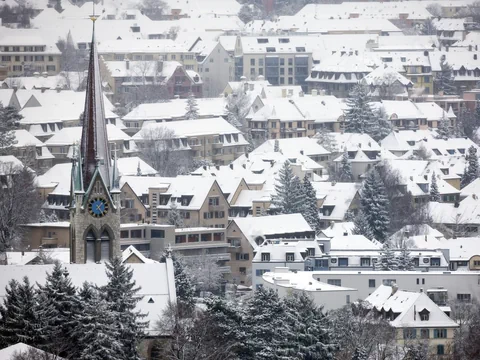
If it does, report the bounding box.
[257,38,269,44]
[447,149,455,155]
[401,57,406,62]
[407,141,415,146]
[296,47,306,52]
[458,148,465,154]
[266,47,276,53]
[279,38,290,43]
[432,149,441,156]
[148,297,154,303]
[419,308,430,321]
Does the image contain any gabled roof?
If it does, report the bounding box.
[46,124,132,146]
[361,66,412,87]
[253,240,322,262]
[312,182,361,221]
[0,155,27,176]
[253,138,330,157]
[328,133,381,152]
[330,234,381,250]
[122,245,158,263]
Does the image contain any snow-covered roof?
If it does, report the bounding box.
[123,98,227,121]
[122,245,158,263]
[232,189,272,208]
[253,240,322,262]
[98,39,177,54]
[6,248,70,265]
[0,263,176,335]
[310,52,376,74]
[432,18,467,31]
[361,66,413,87]
[430,51,480,72]
[252,138,330,157]
[430,195,480,225]
[45,124,132,146]
[248,97,313,122]
[104,60,183,80]
[438,237,480,261]
[231,214,313,249]
[0,89,15,108]
[0,155,26,175]
[133,117,245,139]
[319,222,354,239]
[330,234,381,250]
[0,343,66,359]
[0,28,60,53]
[373,35,439,52]
[328,133,381,152]
[312,182,361,221]
[116,157,157,176]
[366,285,458,329]
[452,31,480,48]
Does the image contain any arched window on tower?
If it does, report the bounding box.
[85,230,96,263]
[100,230,111,261]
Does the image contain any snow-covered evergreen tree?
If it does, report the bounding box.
[436,116,453,139]
[36,263,79,356]
[435,57,457,95]
[0,277,41,348]
[351,346,368,360]
[184,93,199,120]
[274,139,280,152]
[38,210,47,223]
[167,202,184,228]
[271,161,305,214]
[344,84,377,135]
[102,257,148,360]
[243,287,288,359]
[353,210,374,241]
[0,102,20,155]
[316,127,337,152]
[338,149,354,182]
[302,176,321,233]
[430,172,440,202]
[245,130,255,153]
[461,146,479,188]
[47,212,58,223]
[397,241,415,271]
[361,169,391,242]
[376,242,399,271]
[280,293,336,359]
[73,289,123,360]
[372,107,393,142]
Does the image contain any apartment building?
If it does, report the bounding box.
[98,40,198,71]
[133,118,248,165]
[234,36,313,89]
[11,129,54,173]
[0,30,61,78]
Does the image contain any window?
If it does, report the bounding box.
[327,279,341,286]
[338,258,348,267]
[286,253,295,262]
[431,258,441,267]
[403,329,416,339]
[256,269,268,276]
[209,197,219,206]
[14,56,20,61]
[382,279,396,286]
[261,253,270,261]
[151,229,165,238]
[424,76,430,82]
[120,230,129,238]
[236,253,250,261]
[419,309,430,321]
[130,229,142,238]
[266,47,276,52]
[288,77,293,85]
[420,329,429,339]
[1,56,11,62]
[259,58,264,66]
[280,58,285,66]
[434,329,447,338]
[239,267,246,275]
[250,58,255,66]
[369,279,376,288]
[457,293,471,302]
[12,65,22,71]
[437,345,445,355]
[361,258,371,267]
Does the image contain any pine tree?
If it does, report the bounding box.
[36,263,79,356]
[435,57,457,95]
[351,346,368,360]
[344,84,377,135]
[461,146,479,188]
[0,277,41,348]
[353,210,374,241]
[184,93,199,120]
[271,161,305,214]
[74,289,123,360]
[338,149,354,182]
[243,287,288,359]
[302,176,321,233]
[102,257,148,360]
[397,241,414,271]
[0,102,20,155]
[361,169,391,243]
[274,139,280,152]
[436,116,452,139]
[316,127,337,152]
[167,202,184,228]
[376,242,399,271]
[430,172,440,202]
[38,210,47,223]
[280,293,336,359]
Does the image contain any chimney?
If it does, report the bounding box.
[282,88,287,98]
[288,89,293,97]
[157,60,163,73]
[299,91,304,97]
[446,46,449,52]
[469,45,473,52]
[312,89,318,96]
[125,58,130,70]
[244,82,249,93]
[34,72,40,78]
[42,72,48,78]
[391,283,398,295]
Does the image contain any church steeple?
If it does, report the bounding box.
[80,18,112,190]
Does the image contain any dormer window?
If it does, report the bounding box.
[419,308,430,321]
[286,253,295,262]
[266,47,276,53]
[261,253,270,261]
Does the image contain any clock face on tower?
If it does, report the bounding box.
[88,197,109,218]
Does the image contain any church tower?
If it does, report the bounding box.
[69,17,121,263]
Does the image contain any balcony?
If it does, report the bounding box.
[41,237,58,246]
[212,141,223,149]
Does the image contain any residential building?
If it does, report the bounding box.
[430,195,480,237]
[21,221,71,249]
[101,60,202,105]
[0,156,31,189]
[360,66,413,100]
[133,117,248,165]
[430,51,480,93]
[10,129,54,173]
[366,285,458,357]
[0,29,61,78]
[234,36,313,89]
[119,223,174,259]
[433,18,468,46]
[226,214,315,285]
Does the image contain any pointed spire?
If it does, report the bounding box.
[111,143,120,190]
[80,19,111,190]
[136,161,142,176]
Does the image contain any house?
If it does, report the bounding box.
[226,214,315,285]
[433,18,468,46]
[45,125,138,164]
[430,51,480,93]
[132,117,248,165]
[21,221,71,249]
[0,29,61,78]
[0,155,32,188]
[246,97,316,140]
[10,129,54,173]
[119,223,174,259]
[101,60,202,104]
[430,195,480,237]
[366,285,459,358]
[122,97,228,135]
[251,240,322,289]
[360,66,413,100]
